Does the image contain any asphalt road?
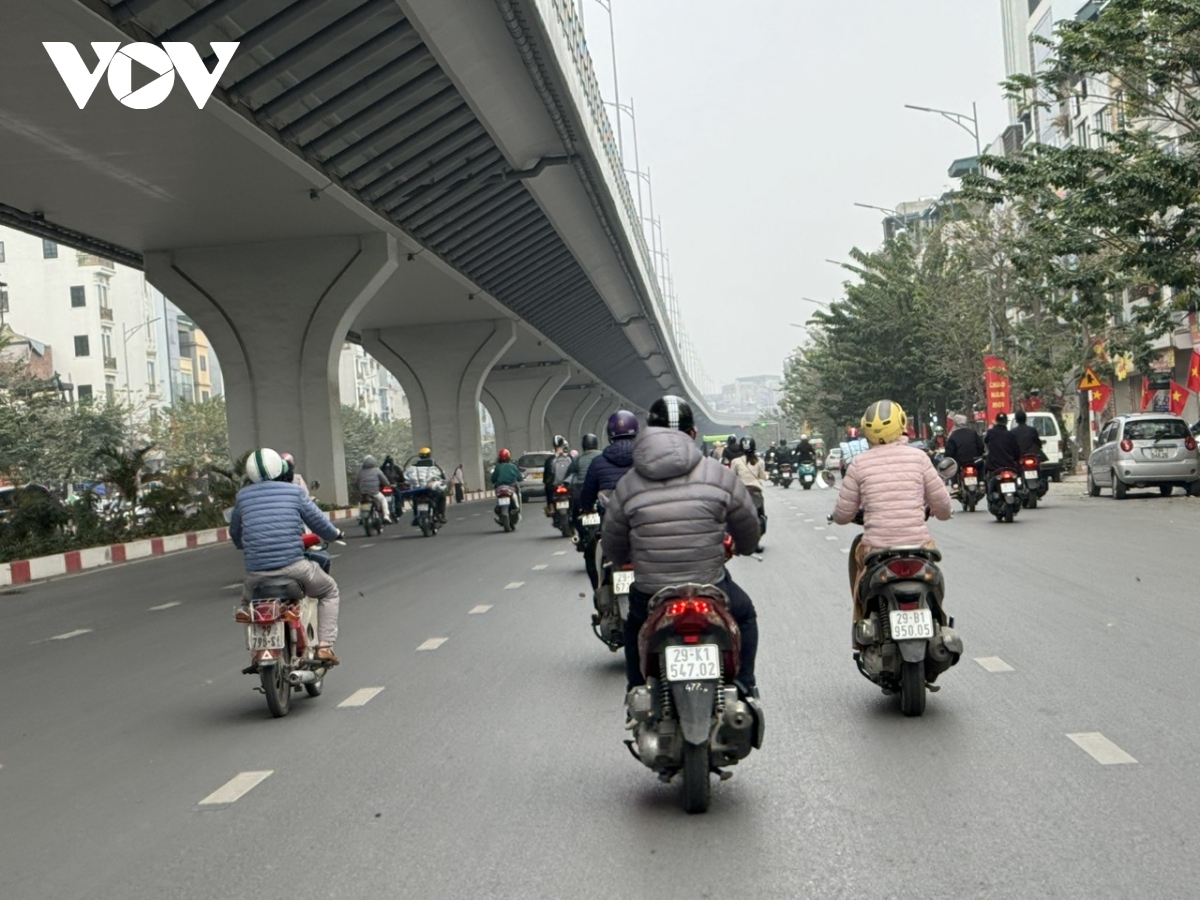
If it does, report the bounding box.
[3,480,1200,900]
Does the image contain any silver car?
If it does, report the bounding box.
[1087,413,1200,499]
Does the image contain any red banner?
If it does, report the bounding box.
[983,355,1011,423]
[1170,380,1188,415]
[1089,383,1112,412]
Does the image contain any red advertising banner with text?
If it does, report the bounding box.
[983,355,1010,422]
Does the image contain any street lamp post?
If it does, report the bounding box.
[904,101,982,157]
[122,316,161,432]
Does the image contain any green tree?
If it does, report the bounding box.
[148,397,231,476]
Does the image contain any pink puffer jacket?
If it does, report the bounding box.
[830,439,952,547]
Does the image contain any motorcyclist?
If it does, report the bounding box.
[578,410,639,589]
[490,448,523,513]
[1012,409,1043,458]
[380,454,405,516]
[602,396,761,695]
[944,413,984,469]
[231,448,345,664]
[356,455,393,524]
[279,452,309,496]
[543,436,572,516]
[408,447,448,524]
[764,441,778,468]
[721,434,743,464]
[829,401,952,650]
[566,433,603,546]
[730,436,768,553]
[794,434,816,465]
[838,426,869,476]
[984,413,1021,474]
[776,438,792,468]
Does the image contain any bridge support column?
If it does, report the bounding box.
[146,234,398,506]
[362,320,516,489]
[544,387,600,448]
[483,364,571,457]
[587,393,618,439]
[568,388,604,443]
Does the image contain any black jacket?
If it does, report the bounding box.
[794,440,815,463]
[944,427,984,465]
[1011,423,1042,457]
[578,439,635,510]
[984,425,1022,472]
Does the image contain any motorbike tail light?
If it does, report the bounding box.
[885,558,924,578]
[1023,456,1038,469]
[382,486,392,494]
[621,563,634,571]
[666,599,712,616]
[554,485,568,496]
[251,601,280,623]
[962,465,975,477]
[1120,438,1133,452]
[898,600,920,611]
[1000,470,1015,480]
[1186,436,1197,452]
[667,598,714,636]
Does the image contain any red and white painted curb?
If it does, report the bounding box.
[0,508,358,588]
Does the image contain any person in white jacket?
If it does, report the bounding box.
[730,436,768,552]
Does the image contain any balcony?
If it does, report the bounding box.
[99,306,113,322]
[103,356,118,371]
[77,252,115,271]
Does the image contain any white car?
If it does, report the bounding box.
[1009,411,1065,481]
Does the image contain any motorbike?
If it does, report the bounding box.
[954,459,984,512]
[850,537,963,716]
[986,468,1022,523]
[550,483,573,538]
[234,533,345,718]
[797,461,817,490]
[358,487,388,537]
[574,504,601,555]
[1019,454,1048,509]
[494,484,520,532]
[778,461,794,489]
[624,554,765,814]
[767,464,781,486]
[747,485,767,538]
[592,548,633,651]
[401,472,445,538]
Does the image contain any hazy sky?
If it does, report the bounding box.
[579,0,1012,388]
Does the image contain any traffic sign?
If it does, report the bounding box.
[1078,367,1102,390]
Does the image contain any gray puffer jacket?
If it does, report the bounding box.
[356,462,391,497]
[601,426,760,593]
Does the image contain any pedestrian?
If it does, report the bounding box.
[451,463,465,504]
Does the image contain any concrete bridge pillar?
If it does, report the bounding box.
[587,393,619,440]
[483,363,571,456]
[544,387,601,449]
[146,234,399,506]
[568,388,605,444]
[362,320,515,489]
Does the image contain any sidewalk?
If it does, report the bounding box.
[0,507,358,587]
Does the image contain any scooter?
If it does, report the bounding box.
[494,484,520,531]
[550,483,573,538]
[986,468,1022,523]
[778,461,794,488]
[1019,454,1048,509]
[402,479,444,537]
[358,489,387,537]
[797,461,817,490]
[954,459,984,512]
[234,533,345,718]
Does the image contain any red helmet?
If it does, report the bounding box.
[847,427,859,438]
[498,448,511,461]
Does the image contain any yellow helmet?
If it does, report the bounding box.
[419,446,432,459]
[861,399,907,445]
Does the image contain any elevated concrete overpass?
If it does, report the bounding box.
[0,0,735,501]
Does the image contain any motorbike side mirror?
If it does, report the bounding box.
[820,470,836,487]
[310,480,320,491]
[937,458,958,481]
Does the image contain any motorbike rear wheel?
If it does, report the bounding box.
[900,659,926,717]
[1026,493,1038,509]
[682,743,711,814]
[261,661,291,718]
[1004,506,1014,523]
[419,517,433,538]
[501,509,512,532]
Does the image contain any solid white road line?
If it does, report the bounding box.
[338,687,385,708]
[49,629,92,641]
[416,638,448,651]
[975,656,1015,673]
[148,601,182,611]
[1066,732,1138,765]
[469,605,493,614]
[504,581,524,589]
[532,564,547,571]
[199,770,273,806]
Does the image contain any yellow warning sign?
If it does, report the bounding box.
[1078,367,1102,390]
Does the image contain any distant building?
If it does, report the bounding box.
[338,342,408,421]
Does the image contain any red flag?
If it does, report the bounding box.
[1170,380,1188,415]
[1141,381,1156,411]
[1089,383,1111,412]
[1187,350,1200,396]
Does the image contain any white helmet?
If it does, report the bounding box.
[246,448,285,483]
[800,434,809,441]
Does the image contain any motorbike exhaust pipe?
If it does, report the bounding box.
[286,669,318,685]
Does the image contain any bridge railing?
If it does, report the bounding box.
[531,0,703,394]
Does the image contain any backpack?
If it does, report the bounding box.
[552,455,572,485]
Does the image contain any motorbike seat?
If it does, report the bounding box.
[250,579,305,600]
[862,546,943,569]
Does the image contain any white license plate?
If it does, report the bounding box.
[612,570,634,594]
[581,512,600,526]
[556,501,570,510]
[1147,448,1169,459]
[1000,481,1016,494]
[417,504,429,512]
[665,644,721,681]
[888,608,934,641]
[246,621,285,651]
[497,497,510,506]
[803,475,812,482]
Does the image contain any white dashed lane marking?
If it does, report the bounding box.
[532,564,547,571]
[48,629,92,641]
[198,770,273,806]
[361,543,375,548]
[148,601,181,611]
[416,638,448,651]
[553,551,567,556]
[1067,733,1137,765]
[813,526,826,531]
[840,548,850,553]
[975,656,1015,673]
[338,687,385,708]
[504,582,524,590]
[222,583,242,590]
[469,605,493,614]
[824,536,838,541]
[805,519,814,523]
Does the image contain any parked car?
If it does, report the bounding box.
[1009,411,1066,481]
[825,447,843,475]
[1087,413,1200,499]
[0,483,58,519]
[516,451,554,504]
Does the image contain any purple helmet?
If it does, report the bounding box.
[607,409,639,441]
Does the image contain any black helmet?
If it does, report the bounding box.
[727,434,737,444]
[741,436,756,453]
[648,395,695,433]
[779,439,788,448]
[581,433,600,451]
[1015,409,1027,424]
[606,409,639,441]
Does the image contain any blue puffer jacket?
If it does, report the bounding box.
[578,439,635,510]
[230,480,341,572]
